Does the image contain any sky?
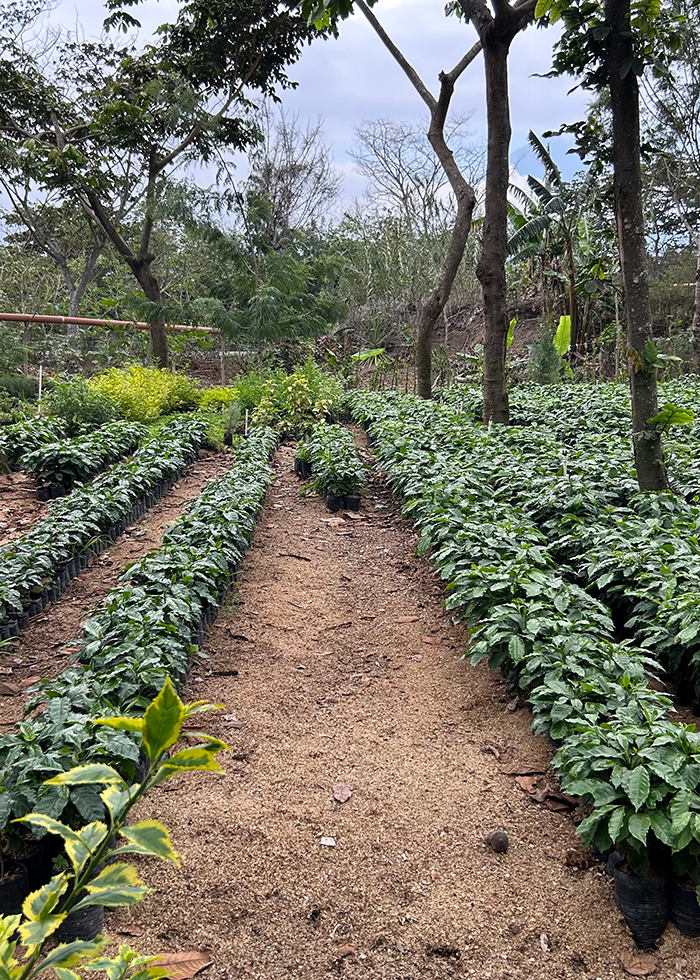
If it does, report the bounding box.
[45,0,591,205]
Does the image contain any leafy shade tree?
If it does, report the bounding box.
[0,1,323,367]
[537,0,689,490]
[0,194,107,326]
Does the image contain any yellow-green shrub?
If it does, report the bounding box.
[198,386,240,411]
[89,365,201,422]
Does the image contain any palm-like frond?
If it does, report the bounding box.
[527,175,555,205]
[507,213,553,257]
[528,131,562,188]
[508,182,536,209]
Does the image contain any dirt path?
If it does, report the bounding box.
[0,450,233,728]
[114,444,699,980]
[0,471,47,546]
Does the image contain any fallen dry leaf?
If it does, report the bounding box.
[155,950,213,980]
[342,511,365,520]
[409,654,423,662]
[320,836,336,848]
[481,743,501,761]
[396,615,420,624]
[620,952,658,976]
[333,782,353,804]
[421,636,441,645]
[0,682,22,696]
[540,933,550,953]
[515,776,538,793]
[223,715,246,730]
[118,925,145,937]
[499,762,546,776]
[0,667,12,675]
[335,945,356,959]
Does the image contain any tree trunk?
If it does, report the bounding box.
[133,263,168,369]
[692,231,700,371]
[606,0,668,491]
[67,291,80,337]
[565,237,579,356]
[478,33,511,423]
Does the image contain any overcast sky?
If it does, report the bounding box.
[46,0,591,204]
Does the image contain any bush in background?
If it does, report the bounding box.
[44,375,119,433]
[89,365,201,422]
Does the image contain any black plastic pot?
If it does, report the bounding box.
[294,459,311,478]
[606,850,624,876]
[50,485,67,500]
[344,495,361,512]
[36,486,52,502]
[18,613,29,630]
[17,841,48,891]
[692,698,700,718]
[614,866,669,948]
[55,903,104,943]
[223,432,233,448]
[669,878,700,937]
[326,494,343,513]
[0,624,11,641]
[0,861,29,915]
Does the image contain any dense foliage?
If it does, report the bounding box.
[23,421,146,491]
[0,417,205,628]
[351,387,700,885]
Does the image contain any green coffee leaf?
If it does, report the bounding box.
[623,768,650,811]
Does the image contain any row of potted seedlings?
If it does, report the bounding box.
[295,423,365,511]
[433,395,700,715]
[0,415,207,639]
[351,391,700,949]
[0,425,277,934]
[0,417,67,469]
[23,420,147,498]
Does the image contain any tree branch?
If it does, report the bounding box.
[80,189,137,266]
[355,0,437,112]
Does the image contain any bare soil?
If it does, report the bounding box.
[0,471,47,546]
[0,450,234,729]
[110,443,700,980]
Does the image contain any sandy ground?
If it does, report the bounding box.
[107,443,700,980]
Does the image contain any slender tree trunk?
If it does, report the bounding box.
[606,0,668,491]
[564,238,579,356]
[415,183,476,398]
[133,262,168,369]
[692,231,700,371]
[478,34,512,423]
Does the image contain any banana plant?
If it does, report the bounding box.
[507,132,616,354]
[0,677,226,980]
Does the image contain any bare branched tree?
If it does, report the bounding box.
[241,105,343,249]
[350,115,484,234]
